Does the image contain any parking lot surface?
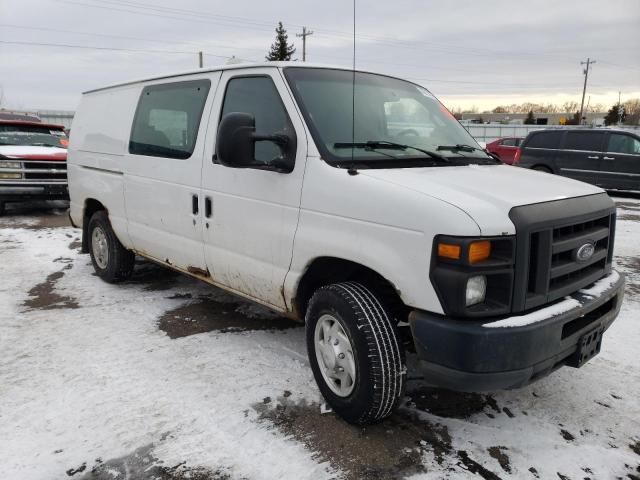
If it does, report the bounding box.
[1,198,639,480]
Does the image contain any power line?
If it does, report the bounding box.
[0,23,264,57]
[50,0,613,66]
[0,39,231,58]
[0,39,616,92]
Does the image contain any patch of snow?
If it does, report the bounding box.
[580,270,621,297]
[483,297,582,329]
[0,226,335,480]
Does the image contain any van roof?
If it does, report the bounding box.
[83,62,372,94]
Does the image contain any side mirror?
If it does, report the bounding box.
[216,112,256,168]
[216,112,295,172]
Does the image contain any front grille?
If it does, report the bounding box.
[527,214,613,305]
[23,160,67,181]
[510,194,616,312]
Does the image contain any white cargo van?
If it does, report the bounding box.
[68,63,624,425]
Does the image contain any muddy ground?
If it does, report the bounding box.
[2,198,640,480]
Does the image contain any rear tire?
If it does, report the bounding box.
[88,211,135,283]
[306,281,406,425]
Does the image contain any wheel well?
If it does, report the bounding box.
[293,257,408,323]
[81,199,106,253]
[532,164,553,173]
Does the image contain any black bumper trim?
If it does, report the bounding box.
[409,270,625,391]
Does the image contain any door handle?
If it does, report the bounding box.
[205,196,212,218]
[603,156,615,160]
[192,194,199,215]
[587,156,599,159]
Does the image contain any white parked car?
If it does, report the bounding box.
[68,63,624,425]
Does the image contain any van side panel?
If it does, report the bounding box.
[67,86,141,248]
[284,157,481,314]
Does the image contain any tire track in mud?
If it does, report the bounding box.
[23,264,79,311]
[254,391,507,480]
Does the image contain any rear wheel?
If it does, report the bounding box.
[306,281,406,425]
[533,165,552,173]
[88,211,135,283]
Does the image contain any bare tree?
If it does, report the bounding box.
[623,98,640,125]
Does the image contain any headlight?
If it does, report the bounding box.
[0,161,22,169]
[430,235,515,317]
[466,275,487,306]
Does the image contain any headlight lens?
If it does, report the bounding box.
[466,275,487,306]
[0,161,22,169]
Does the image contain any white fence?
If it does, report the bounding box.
[464,124,640,143]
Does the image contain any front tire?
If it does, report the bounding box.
[306,282,406,425]
[88,211,135,283]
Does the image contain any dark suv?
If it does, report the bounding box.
[515,128,640,191]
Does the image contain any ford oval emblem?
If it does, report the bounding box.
[575,242,595,263]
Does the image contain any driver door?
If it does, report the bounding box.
[200,69,307,309]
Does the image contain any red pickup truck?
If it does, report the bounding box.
[0,120,69,214]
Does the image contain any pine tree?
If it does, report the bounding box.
[604,103,626,126]
[265,22,296,61]
[524,110,536,124]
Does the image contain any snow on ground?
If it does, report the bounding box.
[0,197,639,480]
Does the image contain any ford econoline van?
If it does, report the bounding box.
[67,63,624,425]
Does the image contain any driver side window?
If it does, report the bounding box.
[608,134,640,155]
[221,76,294,164]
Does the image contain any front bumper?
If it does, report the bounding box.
[0,184,69,201]
[409,270,625,392]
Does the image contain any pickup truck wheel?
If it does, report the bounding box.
[306,281,406,425]
[88,211,134,283]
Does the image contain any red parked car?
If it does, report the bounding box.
[486,137,523,164]
[0,120,69,215]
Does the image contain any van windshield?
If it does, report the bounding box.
[283,67,491,167]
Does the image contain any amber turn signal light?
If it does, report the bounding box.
[438,242,461,260]
[469,240,491,264]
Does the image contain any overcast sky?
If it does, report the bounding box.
[1,0,639,112]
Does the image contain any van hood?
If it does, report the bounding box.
[361,164,604,235]
[0,145,67,161]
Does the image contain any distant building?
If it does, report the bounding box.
[457,111,606,126]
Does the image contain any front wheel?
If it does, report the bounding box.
[88,211,135,283]
[306,282,406,425]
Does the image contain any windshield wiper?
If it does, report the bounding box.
[436,144,483,153]
[334,141,450,163]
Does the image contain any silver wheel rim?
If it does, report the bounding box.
[314,313,356,397]
[91,226,109,270]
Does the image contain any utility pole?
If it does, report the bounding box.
[579,58,595,125]
[618,91,623,126]
[296,27,314,61]
[198,51,203,68]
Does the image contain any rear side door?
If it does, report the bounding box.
[556,130,606,186]
[599,132,640,190]
[123,74,220,271]
[520,131,562,170]
[200,69,307,310]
